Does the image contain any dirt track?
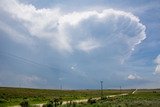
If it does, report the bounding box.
[33,93,129,107]
[12,89,137,107]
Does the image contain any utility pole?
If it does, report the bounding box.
[100,81,103,99]
[120,86,121,94]
[60,84,62,90]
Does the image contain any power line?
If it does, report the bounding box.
[0,51,61,72]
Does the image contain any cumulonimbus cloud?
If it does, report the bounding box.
[0,0,146,57]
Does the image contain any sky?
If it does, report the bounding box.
[0,0,160,89]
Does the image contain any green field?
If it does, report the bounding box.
[0,87,160,107]
[66,89,160,107]
[0,87,130,106]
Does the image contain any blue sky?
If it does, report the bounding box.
[0,0,160,89]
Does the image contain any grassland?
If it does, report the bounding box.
[0,87,160,107]
[0,87,130,106]
[62,89,160,107]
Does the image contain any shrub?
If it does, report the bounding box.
[20,98,29,107]
[87,98,96,104]
[72,102,77,107]
[0,98,7,103]
[43,101,53,107]
[43,98,63,107]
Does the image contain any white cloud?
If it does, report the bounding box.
[128,74,136,80]
[0,0,146,57]
[0,20,33,45]
[78,39,101,52]
[127,74,142,80]
[154,55,160,74]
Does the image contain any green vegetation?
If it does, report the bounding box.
[61,89,160,107]
[1,87,160,107]
[20,98,30,107]
[0,87,128,106]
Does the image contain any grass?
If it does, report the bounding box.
[0,87,130,106]
[61,89,160,107]
[1,87,160,107]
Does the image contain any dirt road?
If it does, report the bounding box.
[34,93,129,107]
[132,89,138,94]
[12,89,137,107]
